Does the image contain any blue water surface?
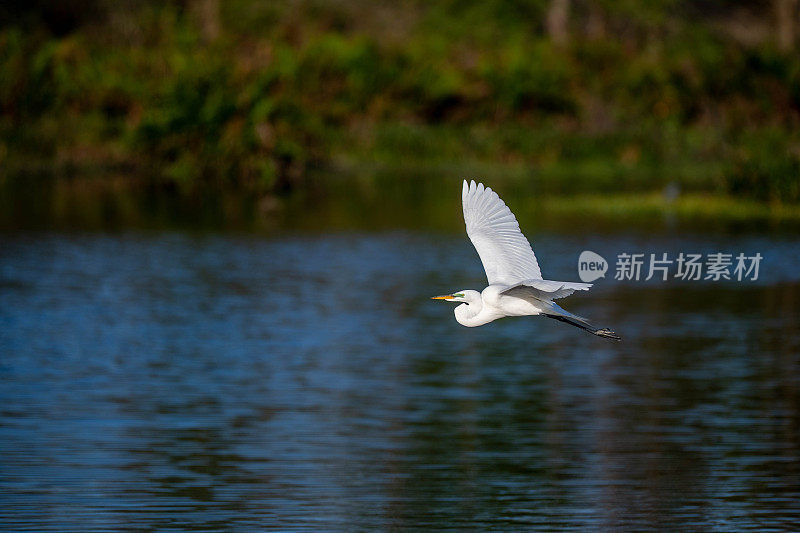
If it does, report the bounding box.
[1,230,799,531]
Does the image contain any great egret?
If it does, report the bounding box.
[432,180,620,340]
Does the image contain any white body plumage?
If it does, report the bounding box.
[452,286,548,327]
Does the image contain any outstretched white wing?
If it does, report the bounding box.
[462,179,542,285]
[503,279,592,300]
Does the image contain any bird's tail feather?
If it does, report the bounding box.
[541,301,621,341]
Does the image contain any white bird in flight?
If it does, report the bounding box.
[432,180,620,340]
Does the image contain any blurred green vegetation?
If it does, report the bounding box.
[1,0,799,217]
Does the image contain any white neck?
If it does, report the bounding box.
[454,297,500,327]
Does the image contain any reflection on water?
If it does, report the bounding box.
[1,231,799,530]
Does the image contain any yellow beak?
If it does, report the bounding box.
[431,295,454,300]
